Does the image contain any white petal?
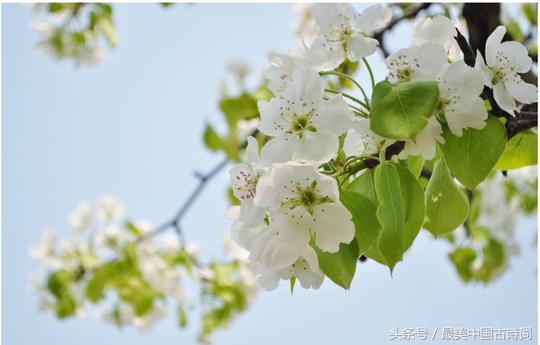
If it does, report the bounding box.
[413,15,458,58]
[474,52,493,87]
[293,246,324,289]
[229,164,256,201]
[260,136,294,164]
[264,53,299,95]
[289,66,325,103]
[499,41,533,73]
[439,60,485,102]
[257,271,280,291]
[445,98,488,136]
[294,129,339,163]
[485,26,506,67]
[258,98,289,136]
[346,33,378,61]
[311,203,355,253]
[413,43,448,81]
[504,73,538,104]
[314,94,354,135]
[225,206,240,220]
[245,136,260,165]
[398,117,443,160]
[351,4,392,33]
[493,82,518,115]
[343,118,385,157]
[307,37,346,72]
[312,3,352,29]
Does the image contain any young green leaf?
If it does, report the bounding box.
[203,124,224,152]
[448,247,477,282]
[495,130,537,170]
[346,169,377,203]
[424,159,469,236]
[396,165,425,251]
[440,116,506,189]
[312,239,359,290]
[340,189,380,255]
[370,80,440,139]
[374,162,405,272]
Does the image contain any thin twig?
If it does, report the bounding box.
[138,157,229,244]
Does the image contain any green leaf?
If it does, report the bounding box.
[312,239,358,290]
[219,93,258,127]
[47,270,77,318]
[440,116,506,189]
[340,189,380,255]
[370,80,440,139]
[396,165,425,251]
[203,124,223,152]
[496,130,537,170]
[346,169,377,203]
[178,305,188,327]
[374,162,405,272]
[449,247,477,282]
[424,159,469,236]
[400,155,424,178]
[125,221,143,238]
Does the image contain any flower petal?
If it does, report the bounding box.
[474,51,493,87]
[493,82,518,115]
[346,33,378,61]
[398,117,444,160]
[485,25,506,67]
[446,98,488,136]
[258,98,289,136]
[314,94,354,135]
[260,136,294,164]
[351,4,392,33]
[504,73,538,105]
[498,41,533,73]
[294,129,339,163]
[311,203,355,253]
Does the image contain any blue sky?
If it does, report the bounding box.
[2,3,537,345]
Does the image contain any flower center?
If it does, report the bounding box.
[282,180,332,215]
[288,110,317,138]
[490,68,505,85]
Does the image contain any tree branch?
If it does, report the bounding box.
[138,157,229,244]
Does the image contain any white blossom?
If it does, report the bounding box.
[386,43,448,83]
[475,25,537,115]
[343,117,386,157]
[438,60,488,136]
[68,202,94,232]
[96,195,125,221]
[398,117,444,160]
[412,15,461,61]
[255,162,355,255]
[28,231,60,268]
[291,3,317,46]
[252,246,324,291]
[308,4,392,71]
[258,67,353,163]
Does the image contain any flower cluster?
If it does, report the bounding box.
[227,4,537,291]
[30,196,258,340]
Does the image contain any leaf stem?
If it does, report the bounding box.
[320,71,370,108]
[362,58,376,91]
[325,88,370,111]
